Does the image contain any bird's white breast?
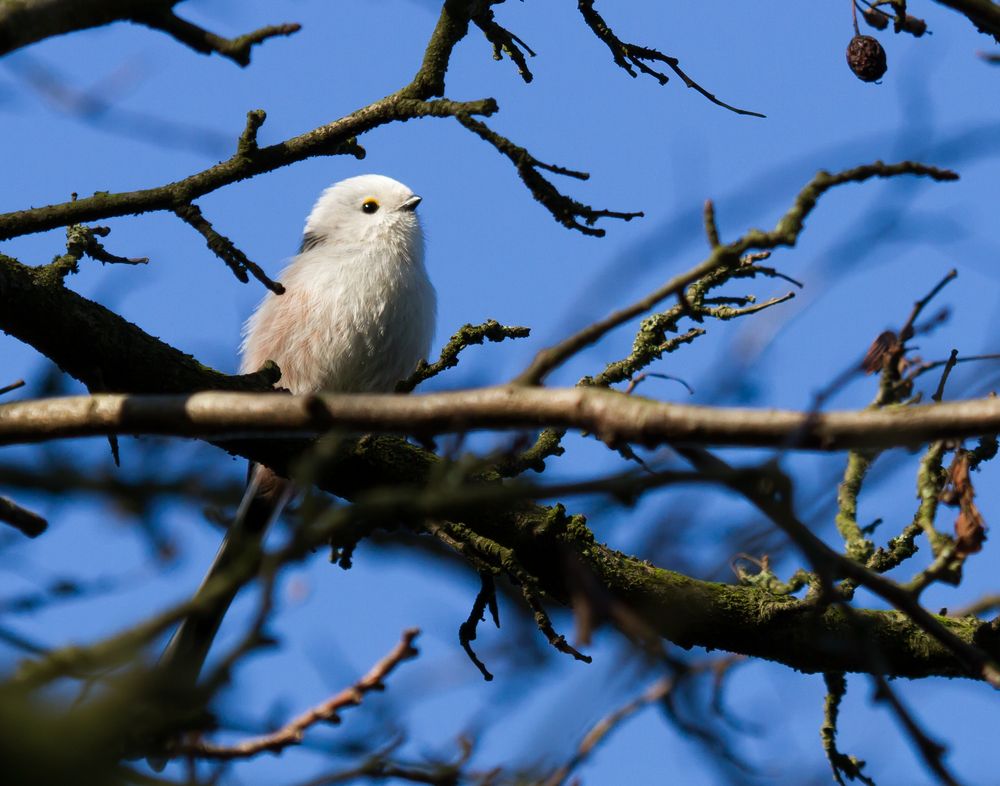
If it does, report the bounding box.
[240,237,435,395]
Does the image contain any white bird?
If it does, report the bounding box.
[159,174,436,688]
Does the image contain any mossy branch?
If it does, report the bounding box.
[516,161,955,386]
[396,319,530,393]
[1,251,998,681]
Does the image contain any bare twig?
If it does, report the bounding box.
[472,3,536,82]
[132,12,300,67]
[6,52,232,157]
[623,372,694,396]
[870,672,959,786]
[703,199,720,248]
[173,202,283,293]
[577,0,765,117]
[455,113,644,236]
[179,629,420,759]
[544,677,674,786]
[0,495,48,537]
[908,352,1000,383]
[900,269,958,344]
[932,349,961,402]
[0,379,25,396]
[457,573,500,681]
[950,594,1000,617]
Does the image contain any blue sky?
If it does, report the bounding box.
[2,2,999,784]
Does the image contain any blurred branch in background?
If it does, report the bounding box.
[933,0,1000,42]
[2,53,232,157]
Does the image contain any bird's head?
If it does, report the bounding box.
[300,174,423,257]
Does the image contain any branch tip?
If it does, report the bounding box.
[238,109,267,156]
[174,203,283,293]
[133,12,301,67]
[578,0,765,117]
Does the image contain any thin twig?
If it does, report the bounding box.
[900,269,958,343]
[703,199,720,247]
[0,495,48,537]
[820,672,875,786]
[178,629,420,759]
[173,203,283,293]
[132,11,301,67]
[455,113,644,236]
[457,573,500,681]
[871,672,959,786]
[932,349,960,402]
[950,594,1000,618]
[396,320,530,393]
[0,379,25,396]
[544,677,674,786]
[514,162,957,385]
[577,0,765,117]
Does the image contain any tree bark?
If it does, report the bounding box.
[1,252,995,680]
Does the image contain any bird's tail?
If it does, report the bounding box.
[157,464,292,689]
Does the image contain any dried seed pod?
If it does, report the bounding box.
[847,34,887,82]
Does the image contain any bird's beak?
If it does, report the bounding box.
[401,194,422,212]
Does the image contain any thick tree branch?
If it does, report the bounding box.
[0,0,300,64]
[7,388,1000,452]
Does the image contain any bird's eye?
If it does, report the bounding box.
[361,199,379,214]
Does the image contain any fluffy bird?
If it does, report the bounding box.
[159,174,436,688]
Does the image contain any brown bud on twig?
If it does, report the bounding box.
[847,35,887,82]
[862,9,890,31]
[898,15,927,38]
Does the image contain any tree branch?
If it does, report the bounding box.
[8,387,1000,451]
[0,197,995,685]
[514,160,957,385]
[0,0,301,64]
[577,0,765,117]
[455,113,644,236]
[0,98,488,242]
[0,494,48,538]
